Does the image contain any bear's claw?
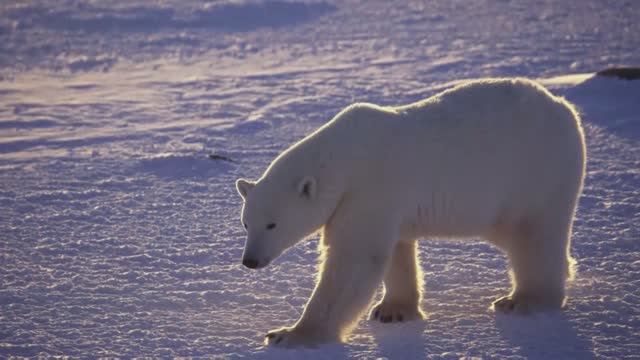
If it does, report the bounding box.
[370,302,424,323]
[493,296,519,313]
[493,294,564,314]
[265,330,285,346]
[264,326,336,347]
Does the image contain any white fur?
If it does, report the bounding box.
[236,78,586,347]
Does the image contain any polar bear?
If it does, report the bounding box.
[236,78,586,347]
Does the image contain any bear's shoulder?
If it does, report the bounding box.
[333,102,398,125]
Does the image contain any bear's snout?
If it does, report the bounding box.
[242,258,259,269]
[242,255,271,269]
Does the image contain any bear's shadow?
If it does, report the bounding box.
[370,320,430,358]
[370,311,594,358]
[495,311,595,359]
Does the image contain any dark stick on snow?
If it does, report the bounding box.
[208,154,236,163]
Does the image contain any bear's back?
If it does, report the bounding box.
[398,78,579,133]
[266,78,584,217]
[326,79,583,218]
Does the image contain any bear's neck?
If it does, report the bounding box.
[266,123,355,205]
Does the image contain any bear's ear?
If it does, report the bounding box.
[296,176,317,200]
[236,178,256,200]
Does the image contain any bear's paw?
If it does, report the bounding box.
[265,326,337,348]
[370,301,425,323]
[492,293,564,314]
[492,296,530,314]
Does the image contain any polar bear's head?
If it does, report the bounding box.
[236,176,324,269]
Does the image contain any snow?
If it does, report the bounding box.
[1,0,639,358]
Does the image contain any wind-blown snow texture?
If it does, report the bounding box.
[1,0,639,358]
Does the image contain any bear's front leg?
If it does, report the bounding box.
[265,222,395,348]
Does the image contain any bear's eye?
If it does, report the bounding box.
[266,223,276,230]
[243,222,248,230]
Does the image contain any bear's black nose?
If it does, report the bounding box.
[243,258,259,269]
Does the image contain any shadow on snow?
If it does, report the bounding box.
[495,311,595,359]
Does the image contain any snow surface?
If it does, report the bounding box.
[1,0,639,358]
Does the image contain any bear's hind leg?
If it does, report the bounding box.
[493,213,574,313]
[370,240,425,323]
